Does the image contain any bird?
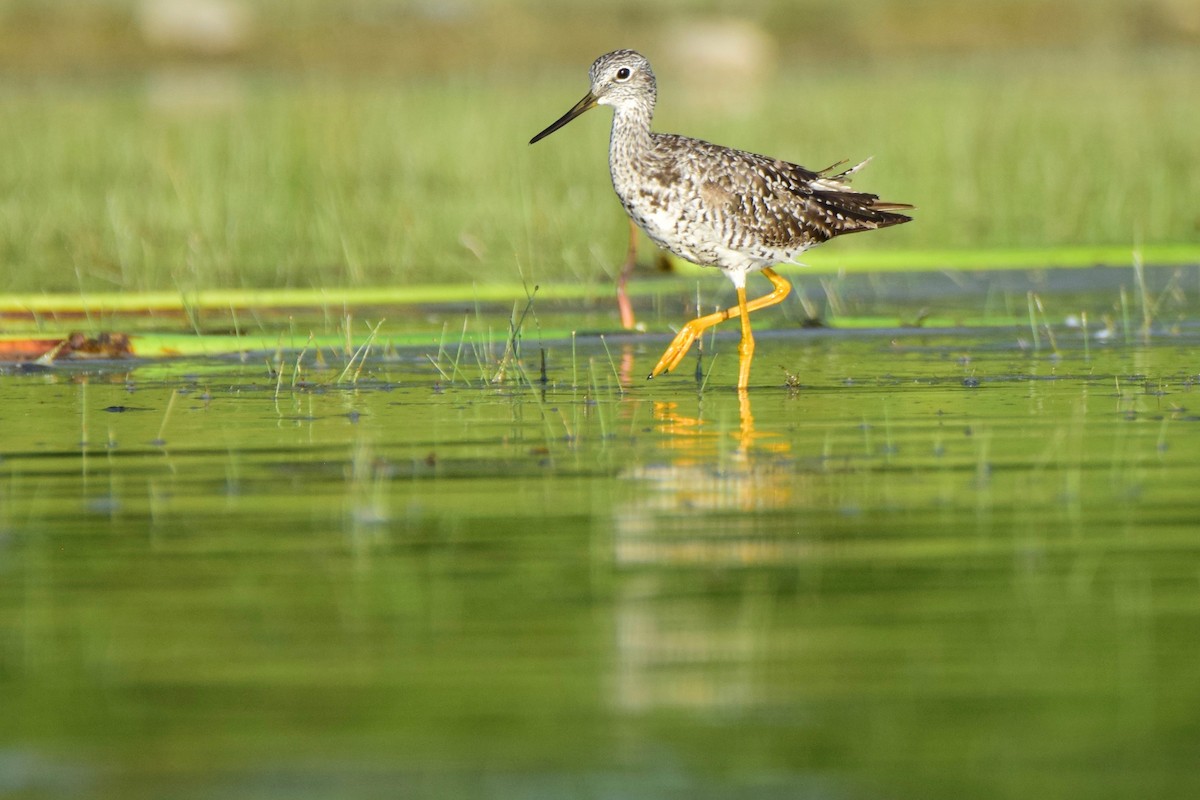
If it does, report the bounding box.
[530,49,912,390]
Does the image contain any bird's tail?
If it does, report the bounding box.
[815,157,913,229]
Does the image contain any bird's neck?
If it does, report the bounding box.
[608,101,655,166]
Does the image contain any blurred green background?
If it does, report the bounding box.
[0,0,1197,293]
[3,0,1198,74]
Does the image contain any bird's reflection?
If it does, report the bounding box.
[611,383,811,712]
[620,388,794,522]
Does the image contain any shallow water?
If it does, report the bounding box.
[3,301,1200,798]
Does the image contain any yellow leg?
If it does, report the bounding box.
[616,218,638,331]
[735,286,753,389]
[648,267,792,387]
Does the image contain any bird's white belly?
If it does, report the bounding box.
[630,204,702,262]
[620,193,713,261]
[624,198,781,288]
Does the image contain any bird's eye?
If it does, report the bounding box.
[615,67,631,81]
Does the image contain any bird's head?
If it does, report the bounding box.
[530,49,656,145]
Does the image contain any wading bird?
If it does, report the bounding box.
[530,49,912,389]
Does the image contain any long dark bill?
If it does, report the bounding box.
[529,92,599,145]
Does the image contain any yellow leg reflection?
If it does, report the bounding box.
[650,391,787,463]
[737,388,754,453]
[612,391,807,714]
[617,392,795,573]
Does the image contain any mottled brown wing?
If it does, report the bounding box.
[668,135,912,251]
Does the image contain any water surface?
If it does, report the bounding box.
[3,283,1200,799]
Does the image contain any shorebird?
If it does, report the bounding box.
[530,49,912,390]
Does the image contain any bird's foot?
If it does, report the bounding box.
[647,321,705,379]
